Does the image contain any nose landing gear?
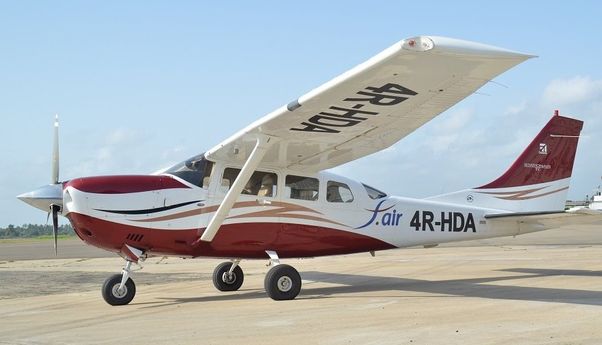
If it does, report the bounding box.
[102,260,137,306]
[212,260,244,291]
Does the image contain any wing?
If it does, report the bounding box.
[206,36,533,172]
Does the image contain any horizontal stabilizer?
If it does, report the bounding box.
[485,208,602,235]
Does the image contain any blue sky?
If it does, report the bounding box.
[2,1,601,226]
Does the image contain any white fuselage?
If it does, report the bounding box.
[63,161,533,259]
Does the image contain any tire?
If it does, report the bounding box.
[264,264,301,301]
[212,262,244,291]
[102,274,136,306]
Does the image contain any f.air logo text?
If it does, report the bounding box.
[355,200,403,229]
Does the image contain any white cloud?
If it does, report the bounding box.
[542,76,602,107]
[106,127,138,145]
[64,128,154,178]
[432,107,474,133]
[505,100,527,115]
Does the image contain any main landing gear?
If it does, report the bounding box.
[100,250,302,306]
[212,250,302,301]
[264,264,302,300]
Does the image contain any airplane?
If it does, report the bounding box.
[17,36,593,306]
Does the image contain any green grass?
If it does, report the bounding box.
[0,234,76,243]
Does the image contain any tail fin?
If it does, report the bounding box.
[428,111,583,212]
[477,111,583,189]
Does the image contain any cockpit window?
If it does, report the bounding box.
[166,153,214,188]
[362,183,387,199]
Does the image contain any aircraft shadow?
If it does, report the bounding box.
[138,268,602,308]
[299,270,602,306]
[499,268,602,278]
[138,289,269,308]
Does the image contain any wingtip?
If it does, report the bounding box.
[409,35,536,59]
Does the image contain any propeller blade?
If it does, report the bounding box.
[51,204,60,256]
[52,114,59,184]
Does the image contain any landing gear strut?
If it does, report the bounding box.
[212,260,244,291]
[102,260,136,306]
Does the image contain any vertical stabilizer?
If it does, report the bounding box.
[428,111,583,212]
[477,111,582,189]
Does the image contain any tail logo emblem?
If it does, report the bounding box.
[538,143,548,155]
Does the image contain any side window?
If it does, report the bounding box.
[222,168,239,193]
[286,175,319,201]
[221,168,277,197]
[327,181,354,203]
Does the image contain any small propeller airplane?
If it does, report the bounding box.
[18,36,594,306]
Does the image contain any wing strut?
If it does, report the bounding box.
[194,134,273,244]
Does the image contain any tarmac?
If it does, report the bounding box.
[1,224,601,345]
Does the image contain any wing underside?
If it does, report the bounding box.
[206,36,533,172]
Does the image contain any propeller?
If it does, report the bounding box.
[52,114,59,184]
[17,114,64,255]
[47,115,62,255]
[51,115,60,255]
[47,204,61,255]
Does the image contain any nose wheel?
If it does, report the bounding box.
[102,260,136,306]
[212,260,244,291]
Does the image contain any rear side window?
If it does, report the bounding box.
[327,181,354,203]
[286,175,319,201]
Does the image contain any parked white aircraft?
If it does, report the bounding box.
[18,36,591,306]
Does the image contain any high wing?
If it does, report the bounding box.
[206,36,533,173]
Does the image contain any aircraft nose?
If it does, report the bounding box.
[17,184,63,213]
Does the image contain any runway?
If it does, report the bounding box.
[1,225,601,345]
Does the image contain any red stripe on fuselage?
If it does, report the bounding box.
[65,175,190,194]
[67,213,395,259]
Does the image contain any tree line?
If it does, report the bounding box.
[0,224,75,238]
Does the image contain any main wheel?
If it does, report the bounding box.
[264,264,301,301]
[213,262,244,291]
[102,274,136,306]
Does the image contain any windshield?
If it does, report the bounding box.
[362,183,387,199]
[165,153,213,187]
